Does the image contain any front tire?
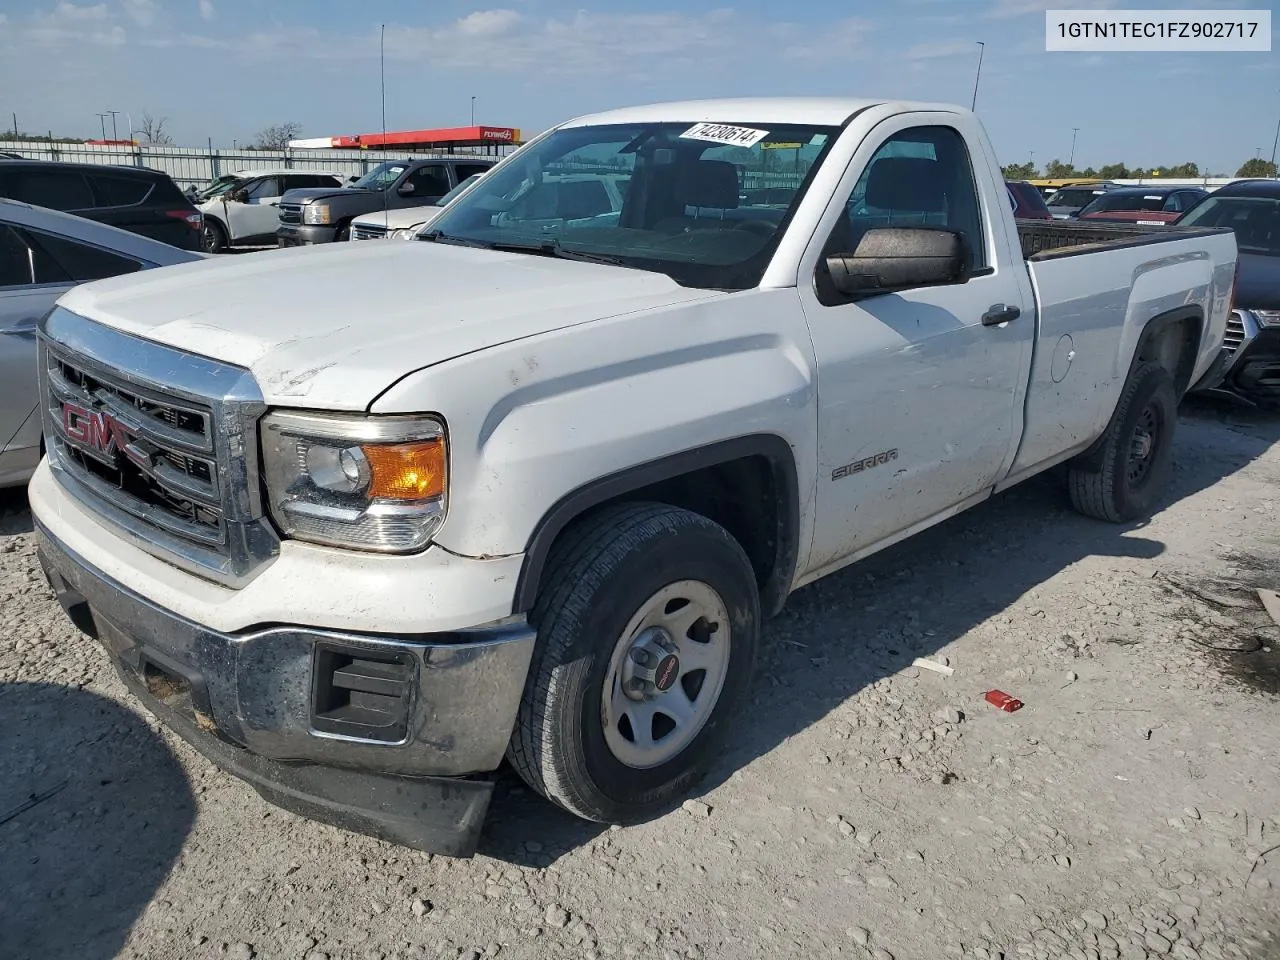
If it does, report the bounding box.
[507,502,760,824]
[200,220,228,254]
[1068,362,1177,522]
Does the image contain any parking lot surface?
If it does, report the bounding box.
[2,400,1278,960]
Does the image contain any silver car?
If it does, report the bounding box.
[0,199,202,486]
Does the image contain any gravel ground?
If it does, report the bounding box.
[2,399,1279,960]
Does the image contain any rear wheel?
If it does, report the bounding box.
[507,502,760,823]
[200,220,228,254]
[1068,362,1177,522]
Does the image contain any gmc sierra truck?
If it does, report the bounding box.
[33,98,1237,857]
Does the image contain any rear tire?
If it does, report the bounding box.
[507,502,760,824]
[201,220,228,254]
[1068,362,1177,522]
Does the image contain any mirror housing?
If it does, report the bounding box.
[826,227,970,298]
[397,182,416,196]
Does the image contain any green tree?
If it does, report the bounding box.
[1236,158,1278,178]
[1042,159,1077,178]
[1079,166,1098,178]
[1097,162,1130,179]
[1001,161,1038,180]
[1164,162,1199,177]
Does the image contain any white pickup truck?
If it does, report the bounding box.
[33,98,1237,857]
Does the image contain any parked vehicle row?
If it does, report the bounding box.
[29,97,1239,857]
[277,157,496,245]
[1076,185,1209,224]
[348,172,488,240]
[197,169,347,253]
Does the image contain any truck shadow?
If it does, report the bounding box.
[0,682,195,960]
[480,400,1280,864]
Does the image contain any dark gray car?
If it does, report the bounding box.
[0,199,201,486]
[276,157,496,245]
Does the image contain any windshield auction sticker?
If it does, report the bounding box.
[680,123,771,148]
[1046,9,1270,50]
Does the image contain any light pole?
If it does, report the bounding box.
[970,42,985,111]
[1069,128,1079,168]
[95,113,108,140]
[1271,90,1280,172]
[471,96,477,126]
[106,109,120,141]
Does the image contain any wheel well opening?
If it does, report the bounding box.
[623,455,781,602]
[1137,313,1201,398]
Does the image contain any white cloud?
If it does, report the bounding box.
[382,8,870,74]
[24,2,126,46]
[53,1,109,20]
[198,0,214,22]
[121,0,155,26]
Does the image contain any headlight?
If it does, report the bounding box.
[261,411,447,553]
[391,224,426,240]
[1254,310,1280,327]
[303,203,332,225]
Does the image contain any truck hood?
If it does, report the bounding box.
[1234,253,1280,312]
[56,241,719,409]
[281,186,372,205]
[353,206,445,231]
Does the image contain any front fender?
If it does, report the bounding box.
[370,288,818,580]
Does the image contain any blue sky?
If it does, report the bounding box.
[0,0,1275,173]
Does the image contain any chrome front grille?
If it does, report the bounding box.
[279,203,303,225]
[352,223,387,241]
[1223,310,1246,355]
[39,307,279,587]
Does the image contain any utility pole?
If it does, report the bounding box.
[106,110,120,141]
[471,96,477,126]
[96,113,108,139]
[10,112,16,138]
[970,42,985,111]
[1069,128,1079,168]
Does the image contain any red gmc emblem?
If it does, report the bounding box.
[61,401,133,459]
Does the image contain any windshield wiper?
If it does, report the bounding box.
[484,239,626,266]
[418,230,490,248]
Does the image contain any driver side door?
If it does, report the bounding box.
[796,119,1034,575]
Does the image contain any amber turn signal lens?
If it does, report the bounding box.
[363,439,446,501]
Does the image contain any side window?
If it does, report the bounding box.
[831,125,987,270]
[26,230,143,282]
[0,225,35,287]
[5,170,95,212]
[455,163,492,182]
[245,177,282,201]
[89,174,153,208]
[405,165,450,197]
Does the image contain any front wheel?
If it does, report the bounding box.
[1068,362,1177,522]
[200,220,228,254]
[507,502,760,824]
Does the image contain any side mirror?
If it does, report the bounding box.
[826,227,970,298]
[397,182,416,196]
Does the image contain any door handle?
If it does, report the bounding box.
[982,303,1021,326]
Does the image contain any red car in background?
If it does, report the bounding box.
[1007,180,1052,220]
[1075,185,1209,225]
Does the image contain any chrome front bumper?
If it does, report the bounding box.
[36,522,536,855]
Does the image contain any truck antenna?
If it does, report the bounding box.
[380,23,389,228]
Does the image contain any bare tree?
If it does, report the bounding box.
[134,112,175,146]
[255,122,302,150]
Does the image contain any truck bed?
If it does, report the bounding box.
[1016,219,1227,260]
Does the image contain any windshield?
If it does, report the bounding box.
[1177,194,1280,256]
[424,120,840,289]
[1048,187,1106,209]
[1079,193,1168,215]
[197,174,245,201]
[350,162,408,191]
[434,173,483,207]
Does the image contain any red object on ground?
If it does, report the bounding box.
[984,690,1024,712]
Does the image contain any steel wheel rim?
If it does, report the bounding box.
[600,579,731,770]
[1127,402,1160,485]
